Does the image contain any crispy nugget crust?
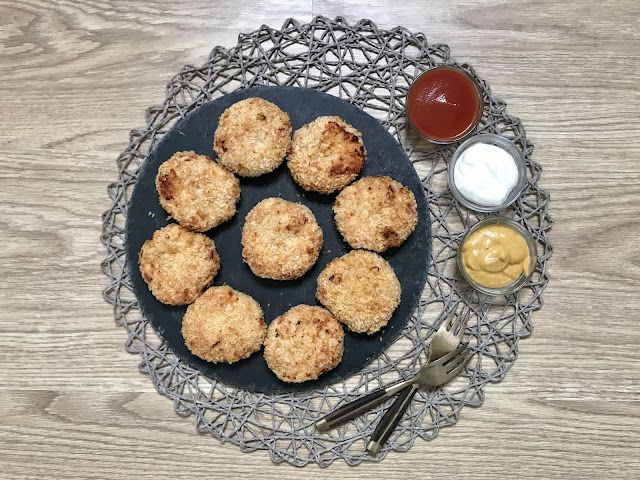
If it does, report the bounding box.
[316,250,401,334]
[181,286,267,364]
[213,98,292,177]
[241,198,323,280]
[156,150,240,232]
[264,305,344,383]
[333,176,418,252]
[138,224,220,305]
[287,116,366,194]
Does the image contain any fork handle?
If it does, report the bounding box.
[315,388,390,433]
[315,378,415,433]
[367,383,419,456]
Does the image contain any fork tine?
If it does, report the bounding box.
[445,351,474,374]
[442,359,471,382]
[439,303,460,333]
[440,345,471,367]
[430,344,467,367]
[453,305,471,340]
[446,304,457,329]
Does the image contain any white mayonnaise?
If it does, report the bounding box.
[453,143,519,207]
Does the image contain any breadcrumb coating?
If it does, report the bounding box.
[316,250,401,334]
[241,198,323,280]
[287,116,366,194]
[181,286,267,364]
[214,98,292,177]
[333,176,418,252]
[156,150,240,232]
[264,305,344,383]
[138,224,220,305]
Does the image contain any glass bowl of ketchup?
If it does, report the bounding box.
[407,65,484,144]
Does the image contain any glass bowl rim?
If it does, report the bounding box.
[406,65,485,145]
[448,133,528,212]
[457,216,537,296]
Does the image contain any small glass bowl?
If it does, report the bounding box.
[457,216,537,296]
[407,65,484,144]
[448,133,527,212]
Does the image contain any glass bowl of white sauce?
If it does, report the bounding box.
[448,133,527,212]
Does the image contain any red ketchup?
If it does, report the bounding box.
[407,67,482,143]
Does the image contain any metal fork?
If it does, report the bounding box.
[315,304,472,434]
[366,306,473,454]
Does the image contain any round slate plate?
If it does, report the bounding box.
[125,86,431,393]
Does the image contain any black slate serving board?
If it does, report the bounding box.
[125,86,431,393]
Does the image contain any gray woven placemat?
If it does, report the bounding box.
[101,16,553,467]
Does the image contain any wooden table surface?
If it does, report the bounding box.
[1,1,639,478]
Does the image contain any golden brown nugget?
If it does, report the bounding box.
[181,286,267,364]
[316,250,401,334]
[287,116,366,194]
[156,150,240,232]
[213,98,292,177]
[138,224,220,305]
[264,305,344,383]
[333,176,418,252]
[241,198,323,280]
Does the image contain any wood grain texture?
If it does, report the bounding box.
[1,0,639,478]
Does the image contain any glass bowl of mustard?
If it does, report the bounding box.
[457,217,537,295]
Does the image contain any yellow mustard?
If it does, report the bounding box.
[461,224,531,288]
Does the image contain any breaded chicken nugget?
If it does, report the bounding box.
[316,250,401,334]
[138,224,219,305]
[241,198,323,280]
[264,305,344,383]
[156,150,240,232]
[181,286,267,364]
[287,116,366,194]
[214,98,292,177]
[333,176,418,252]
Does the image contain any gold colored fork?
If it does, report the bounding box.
[366,303,473,454]
[315,304,472,437]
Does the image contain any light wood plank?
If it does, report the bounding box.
[1,0,639,478]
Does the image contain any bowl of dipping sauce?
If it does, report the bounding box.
[407,65,484,144]
[448,134,527,212]
[457,217,537,295]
